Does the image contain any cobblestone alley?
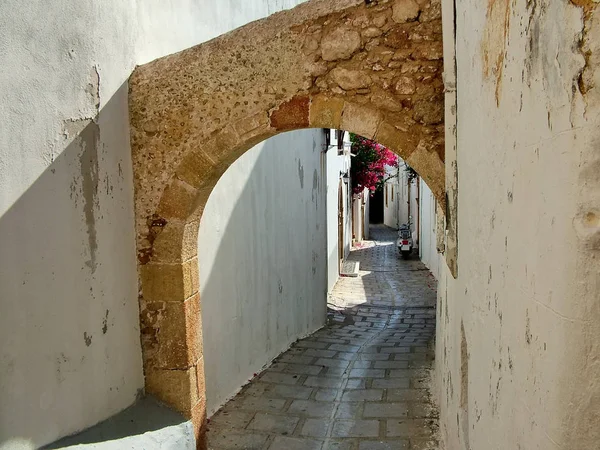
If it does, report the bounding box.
[207,226,439,449]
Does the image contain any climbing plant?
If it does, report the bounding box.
[349,133,398,195]
[403,163,418,183]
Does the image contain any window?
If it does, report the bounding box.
[385,184,388,207]
[391,186,394,202]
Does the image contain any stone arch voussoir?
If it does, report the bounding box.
[129,0,444,446]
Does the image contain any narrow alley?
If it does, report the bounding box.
[207,226,438,450]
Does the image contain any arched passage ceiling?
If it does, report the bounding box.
[128,0,444,444]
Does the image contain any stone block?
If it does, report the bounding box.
[309,95,345,129]
[140,258,197,303]
[340,103,381,139]
[392,0,420,23]
[363,402,409,418]
[330,67,373,90]
[145,366,199,414]
[288,400,335,417]
[269,436,323,450]
[141,295,202,368]
[332,419,380,438]
[341,389,383,401]
[151,220,199,263]
[321,26,361,61]
[269,96,310,131]
[175,149,216,189]
[301,418,330,438]
[157,178,198,220]
[247,413,299,434]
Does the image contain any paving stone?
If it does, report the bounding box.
[386,419,436,438]
[372,378,410,389]
[305,349,338,358]
[358,353,391,361]
[324,367,348,377]
[282,363,324,376]
[331,420,380,438]
[208,410,255,429]
[301,418,330,437]
[207,431,269,449]
[289,400,336,417]
[322,440,358,450]
[341,389,383,401]
[269,436,323,450]
[334,352,354,360]
[296,341,330,349]
[386,389,428,402]
[358,441,409,450]
[334,402,362,419]
[238,397,286,412]
[305,376,344,388]
[363,402,409,418]
[348,369,385,378]
[315,388,339,401]
[247,413,299,434]
[265,384,314,400]
[329,344,361,353]
[316,358,351,369]
[374,361,409,369]
[351,360,372,369]
[280,354,316,364]
[345,378,367,389]
[260,371,301,385]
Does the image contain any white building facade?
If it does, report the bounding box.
[383,161,440,279]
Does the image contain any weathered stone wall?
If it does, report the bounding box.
[436,0,600,448]
[129,0,444,442]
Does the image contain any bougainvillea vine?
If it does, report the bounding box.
[349,133,398,195]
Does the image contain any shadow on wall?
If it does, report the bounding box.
[0,82,144,448]
[198,128,329,415]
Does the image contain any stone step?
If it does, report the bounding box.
[340,260,359,277]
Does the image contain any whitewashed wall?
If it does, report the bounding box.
[353,190,370,243]
[418,178,439,279]
[0,0,307,447]
[383,166,400,229]
[436,0,600,448]
[326,131,352,292]
[394,166,418,234]
[199,130,327,415]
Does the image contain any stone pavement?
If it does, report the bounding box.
[207,225,438,450]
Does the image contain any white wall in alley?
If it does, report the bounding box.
[418,179,439,279]
[0,0,307,447]
[436,1,600,448]
[198,130,327,416]
[383,165,400,229]
[326,132,352,293]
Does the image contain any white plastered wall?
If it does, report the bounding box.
[0,0,307,447]
[198,130,328,416]
[418,178,439,279]
[326,132,352,293]
[436,0,600,448]
[383,165,400,229]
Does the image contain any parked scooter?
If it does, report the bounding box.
[397,217,413,259]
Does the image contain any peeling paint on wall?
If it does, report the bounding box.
[482,0,511,106]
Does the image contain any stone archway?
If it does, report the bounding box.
[129,0,444,445]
